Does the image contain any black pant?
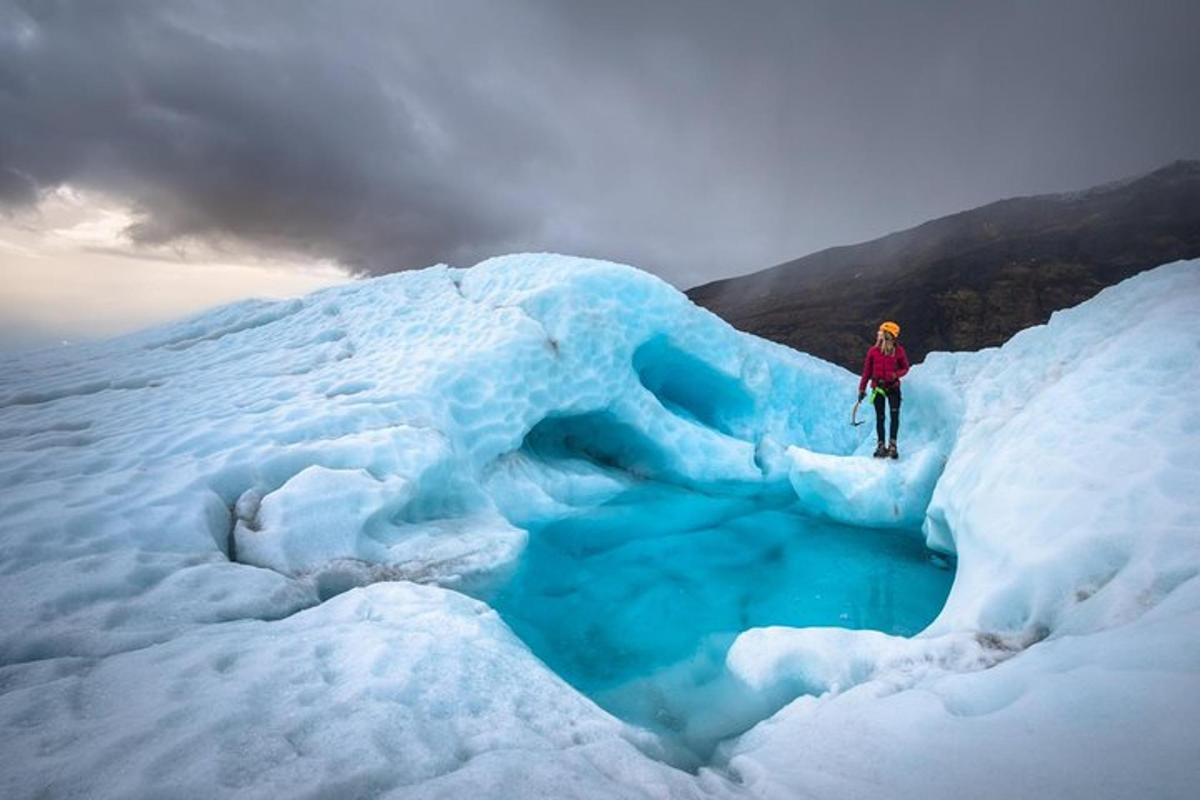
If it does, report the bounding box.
[873,384,901,442]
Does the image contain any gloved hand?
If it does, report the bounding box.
[858,390,865,402]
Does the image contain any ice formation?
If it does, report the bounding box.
[1,253,1197,798]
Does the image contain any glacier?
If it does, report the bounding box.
[0,253,1197,798]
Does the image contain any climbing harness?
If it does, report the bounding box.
[851,386,889,426]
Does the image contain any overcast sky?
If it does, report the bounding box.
[2,0,1199,345]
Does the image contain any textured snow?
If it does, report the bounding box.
[0,581,717,799]
[1,253,1198,798]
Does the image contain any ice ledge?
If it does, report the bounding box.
[785,443,946,530]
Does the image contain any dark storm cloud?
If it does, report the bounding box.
[2,0,1199,285]
[0,0,559,271]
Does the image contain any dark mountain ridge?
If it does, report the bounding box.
[687,160,1200,371]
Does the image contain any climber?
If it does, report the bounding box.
[858,321,909,459]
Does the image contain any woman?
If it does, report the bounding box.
[858,321,909,459]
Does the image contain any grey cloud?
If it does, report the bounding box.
[1,0,554,271]
[2,0,1199,286]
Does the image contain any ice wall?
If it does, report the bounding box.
[922,263,1200,638]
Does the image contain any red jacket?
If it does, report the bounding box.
[859,344,910,394]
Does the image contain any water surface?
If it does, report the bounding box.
[487,481,955,764]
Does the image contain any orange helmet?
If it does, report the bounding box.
[879,321,900,337]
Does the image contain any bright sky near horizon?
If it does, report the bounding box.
[0,188,349,351]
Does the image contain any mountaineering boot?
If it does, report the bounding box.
[887,440,899,459]
[873,441,888,458]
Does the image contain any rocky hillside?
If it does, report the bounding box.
[687,160,1200,371]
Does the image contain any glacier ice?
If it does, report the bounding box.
[0,253,1197,798]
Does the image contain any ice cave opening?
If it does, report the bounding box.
[481,479,956,770]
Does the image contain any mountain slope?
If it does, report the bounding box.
[687,160,1200,370]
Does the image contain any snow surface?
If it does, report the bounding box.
[1,253,1197,798]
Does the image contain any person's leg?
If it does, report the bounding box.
[887,386,901,458]
[873,390,887,456]
[888,389,901,441]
